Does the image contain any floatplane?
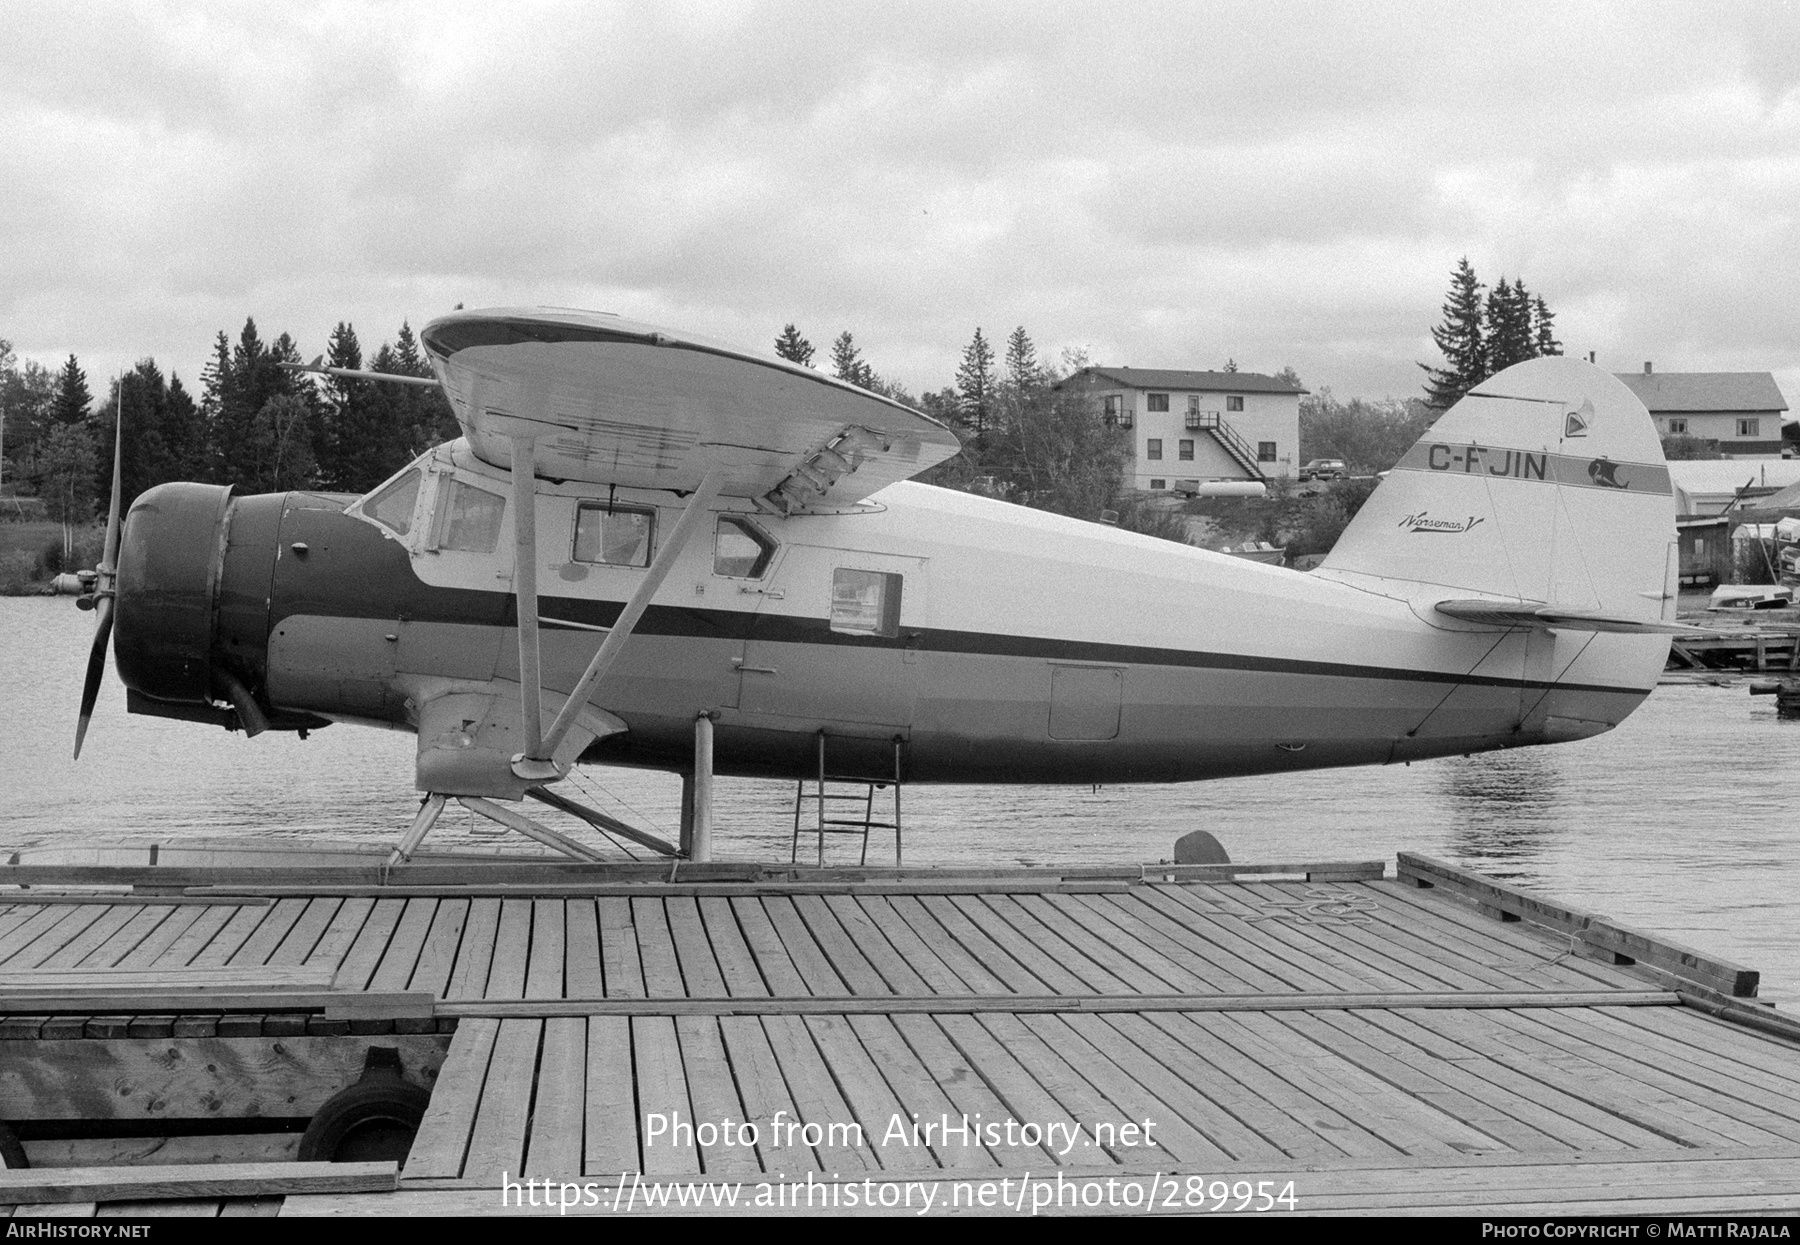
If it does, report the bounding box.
[71,309,1685,865]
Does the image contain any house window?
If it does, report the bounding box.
[1739,418,1761,437]
[1666,418,1688,435]
[1227,396,1245,412]
[1149,479,1166,490]
[1258,442,1278,463]
[1178,439,1195,461]
[1187,395,1200,413]
[1146,438,1163,460]
[1103,394,1120,423]
[1147,393,1170,412]
[574,502,655,567]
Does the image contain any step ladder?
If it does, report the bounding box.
[791,732,903,867]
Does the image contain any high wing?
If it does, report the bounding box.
[1433,599,1700,635]
[419,308,961,514]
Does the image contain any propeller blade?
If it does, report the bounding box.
[73,596,113,760]
[75,382,125,761]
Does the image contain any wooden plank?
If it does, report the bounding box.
[695,896,768,997]
[758,897,851,997]
[847,896,968,995]
[299,896,375,972]
[800,1013,941,1169]
[187,903,278,968]
[822,895,931,995]
[445,898,501,1001]
[1009,893,1177,993]
[71,904,172,969]
[932,1013,1099,1166]
[405,898,471,999]
[461,1018,542,1181]
[111,905,208,968]
[1034,893,1212,994]
[756,1014,876,1171]
[404,1017,499,1179]
[888,1013,1047,1166]
[631,1015,699,1176]
[1396,853,1759,996]
[1129,887,1338,992]
[673,1016,760,1175]
[431,989,1676,1020]
[1593,1004,1800,1087]
[583,1016,639,1176]
[727,896,809,996]
[526,900,566,1000]
[328,898,406,991]
[908,894,1050,994]
[564,900,604,999]
[0,1161,395,1205]
[1073,891,1269,993]
[596,897,644,998]
[0,1035,449,1121]
[884,894,1014,994]
[631,897,687,998]
[844,1013,999,1169]
[0,988,430,1019]
[482,900,534,1000]
[788,894,891,995]
[265,897,345,967]
[1239,880,1499,992]
[366,899,441,995]
[715,1015,819,1173]
[524,1016,587,1178]
[1,905,105,968]
[943,894,1096,994]
[663,897,727,998]
[225,898,312,967]
[148,904,240,968]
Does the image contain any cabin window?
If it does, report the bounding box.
[830,568,902,638]
[1178,439,1195,461]
[1258,441,1278,462]
[1227,396,1245,412]
[714,516,776,578]
[435,479,506,554]
[1146,438,1163,460]
[1738,418,1760,437]
[574,502,655,568]
[1147,393,1170,412]
[363,469,421,536]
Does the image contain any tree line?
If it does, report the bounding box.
[1420,257,1561,409]
[0,319,455,522]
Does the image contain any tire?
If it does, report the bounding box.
[0,1121,27,1169]
[297,1074,432,1164]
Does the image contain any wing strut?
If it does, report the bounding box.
[518,468,725,775]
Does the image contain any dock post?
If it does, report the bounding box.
[691,712,715,863]
[679,773,695,858]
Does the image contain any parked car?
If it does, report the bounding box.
[1299,459,1348,481]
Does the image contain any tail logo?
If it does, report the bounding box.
[1565,410,1589,438]
[1587,458,1627,489]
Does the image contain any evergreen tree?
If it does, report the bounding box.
[829,332,876,388]
[1223,358,1239,373]
[317,322,377,492]
[1484,278,1535,374]
[1533,296,1562,358]
[38,422,97,524]
[385,321,457,465]
[955,327,997,437]
[774,324,815,368]
[52,355,92,427]
[1004,326,1040,391]
[198,331,234,482]
[1421,258,1486,409]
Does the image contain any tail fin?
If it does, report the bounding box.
[1318,356,1675,625]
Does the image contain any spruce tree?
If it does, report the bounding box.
[1004,326,1040,391]
[1484,278,1535,374]
[956,327,997,437]
[1532,296,1562,358]
[829,332,875,388]
[1421,258,1486,409]
[774,324,815,367]
[52,355,92,427]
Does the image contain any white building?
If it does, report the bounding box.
[1058,367,1305,492]
[1614,366,1790,457]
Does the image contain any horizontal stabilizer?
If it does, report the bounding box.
[1433,599,1699,635]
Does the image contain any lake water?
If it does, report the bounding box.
[2,595,1795,1001]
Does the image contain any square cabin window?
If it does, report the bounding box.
[574,503,655,567]
[830,568,902,638]
[1146,438,1163,460]
[434,478,506,553]
[1258,441,1278,463]
[1178,439,1195,461]
[1739,418,1761,437]
[1147,393,1170,412]
[713,515,775,578]
[1227,395,1245,412]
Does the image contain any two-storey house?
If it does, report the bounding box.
[1614,365,1789,457]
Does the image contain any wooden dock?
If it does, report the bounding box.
[2,853,1797,1217]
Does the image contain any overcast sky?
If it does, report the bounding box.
[5,0,1800,409]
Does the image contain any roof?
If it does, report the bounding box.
[1061,366,1307,395]
[1613,371,1788,414]
[1666,458,1800,514]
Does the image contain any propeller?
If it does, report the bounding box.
[73,383,124,759]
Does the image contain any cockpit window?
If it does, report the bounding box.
[434,479,506,554]
[574,503,655,568]
[714,516,776,578]
[364,469,421,536]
